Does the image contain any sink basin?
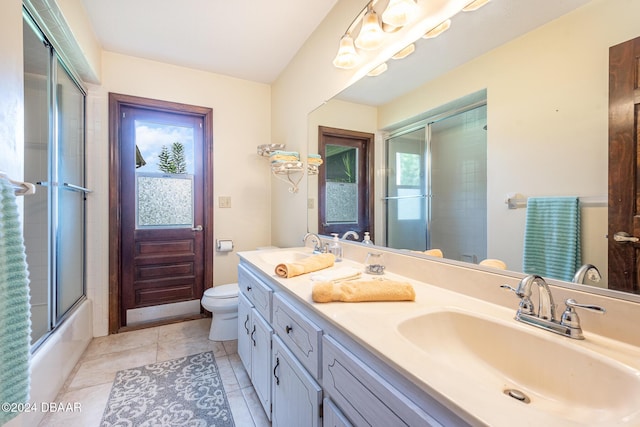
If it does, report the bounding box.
[257,250,312,265]
[397,310,640,425]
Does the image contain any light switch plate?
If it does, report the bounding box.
[219,196,231,208]
[307,198,314,209]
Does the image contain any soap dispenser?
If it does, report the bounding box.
[328,233,343,261]
[363,232,374,245]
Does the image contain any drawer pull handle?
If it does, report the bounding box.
[246,285,252,292]
[244,315,250,334]
[251,325,256,346]
[285,325,293,334]
[273,357,280,385]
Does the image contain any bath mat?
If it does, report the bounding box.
[101,351,235,426]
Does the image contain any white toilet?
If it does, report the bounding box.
[201,283,239,341]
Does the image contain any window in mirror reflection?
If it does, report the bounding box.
[386,104,487,263]
[326,146,358,223]
[318,127,374,239]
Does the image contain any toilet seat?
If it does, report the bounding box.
[204,283,238,299]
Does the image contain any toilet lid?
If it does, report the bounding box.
[204,283,238,299]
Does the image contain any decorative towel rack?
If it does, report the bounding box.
[0,171,36,196]
[505,195,607,209]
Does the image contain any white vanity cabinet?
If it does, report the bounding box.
[238,264,273,420]
[272,335,322,427]
[238,256,467,427]
[323,335,441,427]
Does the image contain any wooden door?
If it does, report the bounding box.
[109,93,213,332]
[318,126,374,240]
[608,36,640,294]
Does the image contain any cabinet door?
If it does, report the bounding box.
[323,398,352,427]
[252,310,273,420]
[237,293,253,374]
[272,336,322,427]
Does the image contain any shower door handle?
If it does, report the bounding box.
[613,232,639,243]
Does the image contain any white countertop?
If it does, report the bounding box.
[238,247,640,427]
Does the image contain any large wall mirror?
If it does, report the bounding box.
[307,0,640,302]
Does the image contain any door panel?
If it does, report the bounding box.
[109,94,213,331]
[318,126,374,240]
[608,36,640,293]
[120,107,204,318]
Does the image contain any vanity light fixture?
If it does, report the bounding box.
[382,0,418,28]
[332,0,490,70]
[391,43,415,60]
[355,6,385,50]
[367,62,388,77]
[423,19,452,39]
[462,0,490,12]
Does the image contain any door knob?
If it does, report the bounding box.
[613,231,639,243]
[192,225,203,232]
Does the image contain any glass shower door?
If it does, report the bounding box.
[385,127,428,250]
[54,55,86,319]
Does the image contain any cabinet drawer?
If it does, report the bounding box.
[238,264,272,321]
[273,293,322,379]
[322,336,441,427]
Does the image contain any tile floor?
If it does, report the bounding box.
[38,318,271,427]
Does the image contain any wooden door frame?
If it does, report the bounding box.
[317,126,375,241]
[108,93,214,333]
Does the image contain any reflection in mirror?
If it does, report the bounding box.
[385,100,487,265]
[308,0,640,301]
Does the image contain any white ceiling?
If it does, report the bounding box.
[81,0,339,84]
[81,0,590,92]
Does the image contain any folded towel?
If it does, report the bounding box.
[275,253,335,278]
[270,150,300,158]
[310,266,361,283]
[270,155,300,163]
[307,156,324,166]
[479,258,507,270]
[312,278,415,303]
[410,248,443,257]
[0,178,32,425]
[523,196,581,282]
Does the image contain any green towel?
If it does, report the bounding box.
[0,178,32,425]
[523,197,581,282]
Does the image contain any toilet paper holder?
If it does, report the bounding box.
[216,239,234,252]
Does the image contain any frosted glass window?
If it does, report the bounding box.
[326,182,358,223]
[136,174,194,228]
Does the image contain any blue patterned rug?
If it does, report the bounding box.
[101,351,235,426]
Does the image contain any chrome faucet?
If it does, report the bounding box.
[303,232,324,253]
[341,231,360,241]
[501,274,605,339]
[516,274,556,321]
[572,264,602,284]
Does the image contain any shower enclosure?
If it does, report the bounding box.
[385,103,487,263]
[23,10,87,348]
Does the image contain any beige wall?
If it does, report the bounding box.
[0,0,24,181]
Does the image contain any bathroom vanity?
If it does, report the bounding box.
[237,245,640,427]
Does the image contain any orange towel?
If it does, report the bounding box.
[275,253,335,278]
[312,278,415,303]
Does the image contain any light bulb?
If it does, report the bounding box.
[367,62,388,77]
[355,8,384,51]
[333,34,359,69]
[423,19,451,39]
[382,0,417,28]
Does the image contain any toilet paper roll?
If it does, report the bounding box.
[217,239,234,252]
